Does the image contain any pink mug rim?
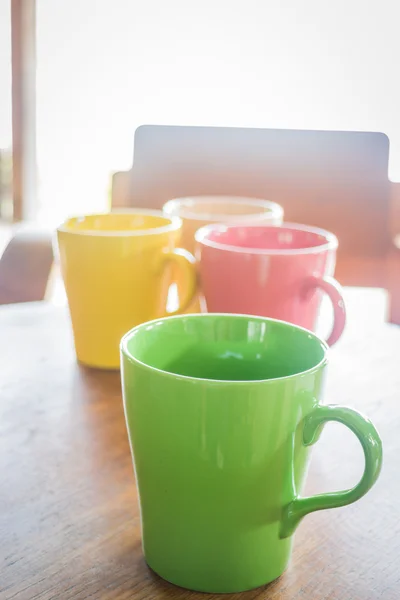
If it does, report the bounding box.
[195,222,338,256]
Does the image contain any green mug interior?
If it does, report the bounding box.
[121,314,327,382]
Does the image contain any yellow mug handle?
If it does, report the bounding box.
[160,248,198,315]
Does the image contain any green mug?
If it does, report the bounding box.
[120,314,382,593]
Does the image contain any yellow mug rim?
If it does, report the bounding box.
[57,208,182,237]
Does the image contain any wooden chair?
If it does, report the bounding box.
[0,228,54,304]
[111,125,400,323]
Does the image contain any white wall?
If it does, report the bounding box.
[13,0,400,221]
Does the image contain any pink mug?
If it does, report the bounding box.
[195,223,346,345]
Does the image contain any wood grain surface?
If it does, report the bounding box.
[1,291,399,600]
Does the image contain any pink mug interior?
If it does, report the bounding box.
[197,224,337,253]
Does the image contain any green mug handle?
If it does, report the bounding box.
[280,404,383,538]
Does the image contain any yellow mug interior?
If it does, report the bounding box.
[59,211,179,235]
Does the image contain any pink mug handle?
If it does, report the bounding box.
[306,275,346,346]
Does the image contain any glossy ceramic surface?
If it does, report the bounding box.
[163,196,284,312]
[163,196,284,254]
[196,223,346,345]
[57,210,197,369]
[121,314,382,593]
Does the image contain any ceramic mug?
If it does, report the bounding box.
[195,222,346,345]
[57,210,197,369]
[163,196,284,311]
[121,313,382,593]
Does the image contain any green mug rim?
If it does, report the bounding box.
[120,313,329,385]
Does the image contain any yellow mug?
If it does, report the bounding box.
[57,210,197,369]
[163,196,284,311]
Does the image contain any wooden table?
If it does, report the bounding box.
[1,289,399,600]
